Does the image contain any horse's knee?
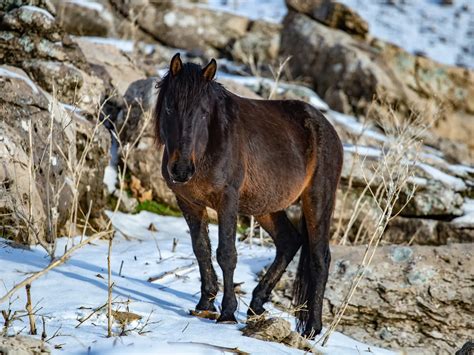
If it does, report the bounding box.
[216,245,237,270]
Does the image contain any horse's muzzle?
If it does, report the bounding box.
[169,160,195,184]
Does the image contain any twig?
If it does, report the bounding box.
[168,342,249,355]
[25,284,36,335]
[107,236,113,337]
[147,263,196,283]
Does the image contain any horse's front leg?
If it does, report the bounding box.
[216,189,239,323]
[177,197,218,312]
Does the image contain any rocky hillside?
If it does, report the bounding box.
[0,0,473,354]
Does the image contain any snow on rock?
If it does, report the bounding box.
[0,212,395,355]
[417,162,467,192]
[204,0,287,23]
[0,66,39,94]
[22,5,55,21]
[337,0,474,68]
[451,199,474,227]
[66,0,105,13]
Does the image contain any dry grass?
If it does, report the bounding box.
[317,103,432,346]
[0,95,152,342]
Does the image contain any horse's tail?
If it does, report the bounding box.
[292,106,343,334]
[293,214,311,331]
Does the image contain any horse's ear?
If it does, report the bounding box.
[170,53,182,77]
[202,59,217,81]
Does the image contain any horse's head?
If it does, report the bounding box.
[155,53,217,184]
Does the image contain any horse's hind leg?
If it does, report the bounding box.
[248,211,302,317]
[296,150,342,337]
[177,197,218,312]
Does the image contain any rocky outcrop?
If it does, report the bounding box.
[0,65,110,244]
[230,20,281,67]
[52,0,115,37]
[280,10,474,164]
[286,0,368,37]
[0,2,111,244]
[272,244,474,354]
[73,37,146,96]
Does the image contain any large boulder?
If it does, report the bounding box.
[73,37,146,96]
[280,11,474,163]
[230,20,282,67]
[52,0,115,37]
[109,0,249,57]
[0,65,110,244]
[0,2,112,245]
[286,0,369,37]
[0,3,108,114]
[273,243,474,354]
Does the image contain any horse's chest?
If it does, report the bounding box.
[172,179,223,209]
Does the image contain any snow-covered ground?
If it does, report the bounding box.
[0,212,395,354]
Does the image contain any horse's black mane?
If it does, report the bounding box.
[156,62,227,106]
[154,62,232,142]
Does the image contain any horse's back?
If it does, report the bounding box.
[236,97,336,215]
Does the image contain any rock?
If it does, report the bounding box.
[0,123,47,244]
[22,59,105,113]
[280,11,474,164]
[52,0,115,37]
[0,65,110,244]
[109,0,249,57]
[281,330,314,352]
[0,335,50,355]
[242,318,314,352]
[286,0,369,37]
[384,216,474,245]
[242,318,291,342]
[0,3,110,114]
[273,244,474,354]
[1,3,58,36]
[230,20,281,66]
[73,37,146,96]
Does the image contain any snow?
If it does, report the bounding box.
[104,165,118,193]
[337,0,474,68]
[417,162,467,191]
[451,199,474,227]
[22,5,55,21]
[343,144,381,158]
[0,67,39,94]
[75,36,135,53]
[0,212,395,355]
[66,0,104,13]
[217,72,330,111]
[204,0,287,23]
[329,111,387,142]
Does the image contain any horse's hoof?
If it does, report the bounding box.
[196,302,217,313]
[302,326,322,340]
[216,313,237,324]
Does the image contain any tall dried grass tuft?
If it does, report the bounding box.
[318,103,433,346]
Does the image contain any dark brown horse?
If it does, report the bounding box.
[154,53,343,337]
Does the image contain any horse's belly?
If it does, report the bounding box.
[238,173,307,216]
